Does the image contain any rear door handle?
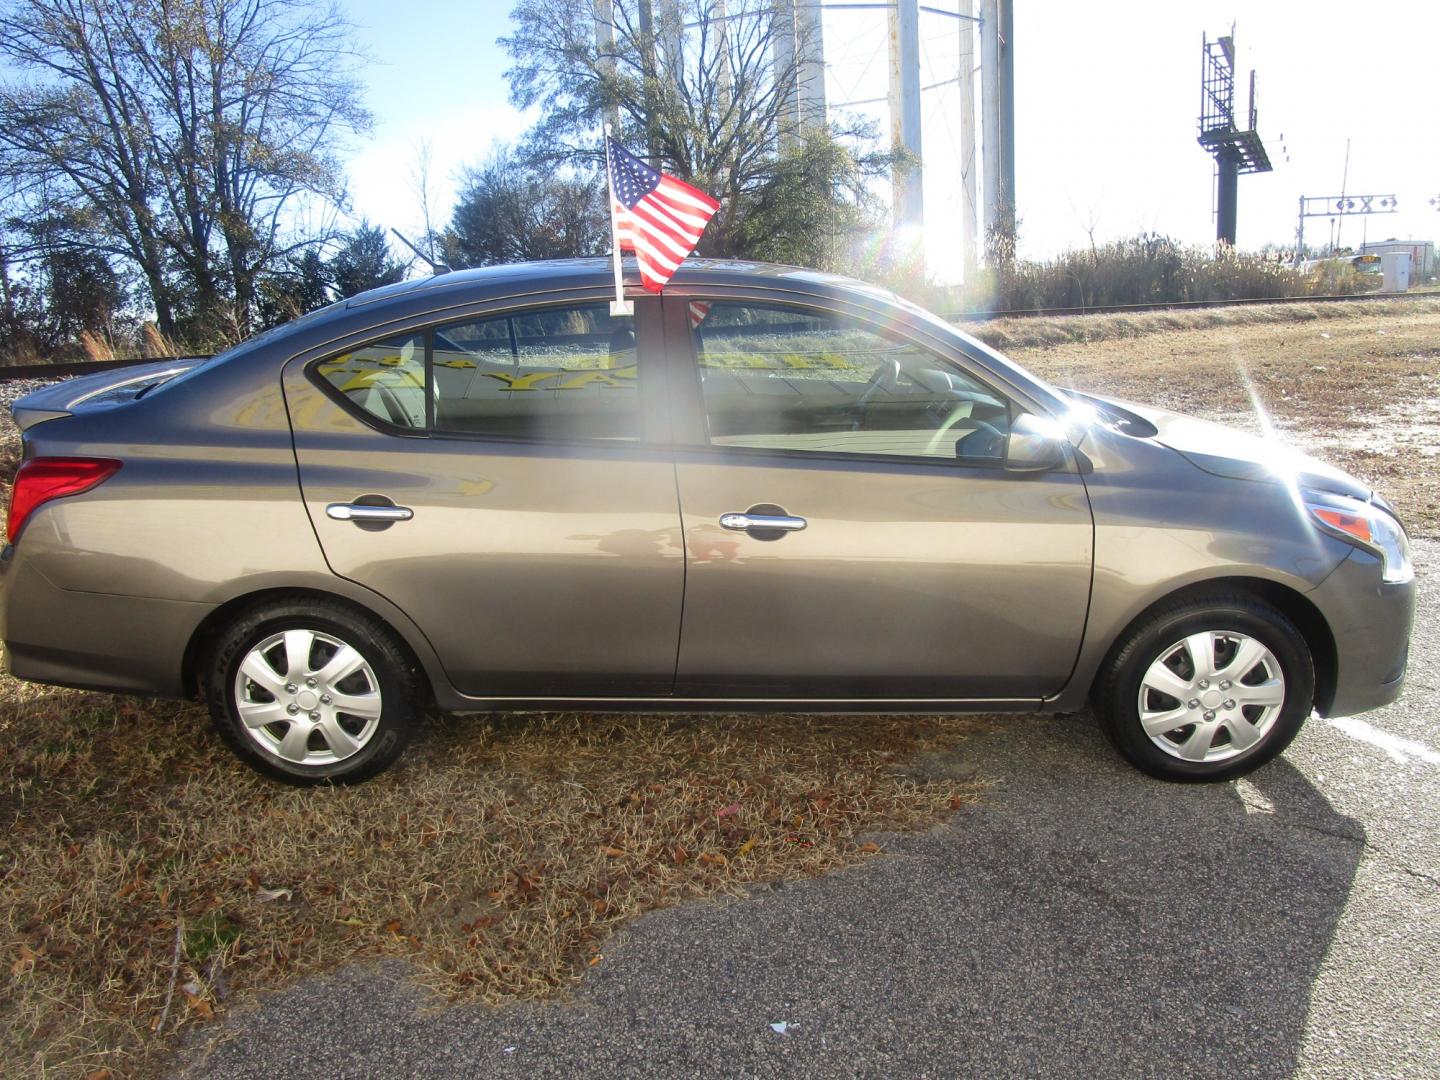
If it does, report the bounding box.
[719,512,807,532]
[326,502,414,522]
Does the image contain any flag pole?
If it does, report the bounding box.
[604,124,633,317]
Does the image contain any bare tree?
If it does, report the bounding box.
[0,0,371,339]
[449,145,608,267]
[501,0,890,264]
[407,138,444,267]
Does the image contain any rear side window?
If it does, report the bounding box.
[311,303,642,442]
[314,334,427,429]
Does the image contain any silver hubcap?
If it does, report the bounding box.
[233,629,383,766]
[1137,631,1286,764]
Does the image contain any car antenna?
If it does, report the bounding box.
[390,228,452,275]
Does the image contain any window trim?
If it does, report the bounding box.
[305,298,660,449]
[667,295,1032,471]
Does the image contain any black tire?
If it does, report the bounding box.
[1094,593,1314,783]
[203,598,423,785]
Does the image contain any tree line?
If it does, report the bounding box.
[0,0,894,363]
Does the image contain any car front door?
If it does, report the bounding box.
[284,295,685,698]
[663,293,1093,702]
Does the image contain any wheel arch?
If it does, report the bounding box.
[1087,576,1338,715]
[182,586,439,706]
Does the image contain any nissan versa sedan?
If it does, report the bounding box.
[0,259,1416,784]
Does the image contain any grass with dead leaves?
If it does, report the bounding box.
[0,683,985,1078]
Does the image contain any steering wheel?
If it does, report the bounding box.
[923,401,978,456]
[851,359,901,430]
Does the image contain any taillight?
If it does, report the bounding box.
[6,457,122,543]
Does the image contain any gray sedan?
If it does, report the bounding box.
[0,260,1416,783]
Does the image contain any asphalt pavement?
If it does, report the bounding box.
[178,540,1439,1080]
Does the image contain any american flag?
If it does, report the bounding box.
[607,137,720,293]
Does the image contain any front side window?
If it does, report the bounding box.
[691,302,1011,462]
[312,303,643,442]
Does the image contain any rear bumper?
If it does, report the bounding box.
[0,549,203,698]
[1308,549,1416,717]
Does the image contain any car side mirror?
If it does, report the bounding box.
[1003,412,1069,473]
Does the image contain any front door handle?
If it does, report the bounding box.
[326,502,414,523]
[719,512,807,533]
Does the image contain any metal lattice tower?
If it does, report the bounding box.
[1197,29,1272,246]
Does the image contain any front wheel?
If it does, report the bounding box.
[203,599,423,784]
[1095,595,1315,782]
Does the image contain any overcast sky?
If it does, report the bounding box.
[343,0,1439,282]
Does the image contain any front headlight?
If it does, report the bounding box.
[1303,491,1414,584]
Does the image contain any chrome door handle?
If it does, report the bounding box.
[326,502,414,522]
[719,512,806,532]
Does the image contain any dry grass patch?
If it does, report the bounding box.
[968,296,1436,353]
[0,679,984,1077]
[1006,298,1440,536]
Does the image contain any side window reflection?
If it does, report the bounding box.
[690,302,1011,462]
[433,304,640,441]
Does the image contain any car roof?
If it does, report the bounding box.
[340,257,899,311]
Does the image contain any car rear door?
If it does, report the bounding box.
[283,294,684,698]
[661,291,1093,702]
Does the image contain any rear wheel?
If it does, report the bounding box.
[203,599,422,784]
[1095,595,1314,782]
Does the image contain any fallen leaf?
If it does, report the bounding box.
[671,844,689,865]
[383,920,404,934]
[181,983,214,1020]
[699,852,728,866]
[716,802,741,818]
[859,842,881,854]
[600,846,626,858]
[84,1069,114,1080]
[737,837,756,857]
[334,916,365,927]
[11,944,36,977]
[588,954,603,966]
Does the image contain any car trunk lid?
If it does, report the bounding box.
[10,359,204,432]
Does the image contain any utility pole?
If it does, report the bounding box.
[958,0,979,277]
[636,0,659,163]
[979,0,1014,252]
[998,0,1015,228]
[593,0,621,134]
[773,0,798,152]
[658,0,683,87]
[715,0,733,110]
[775,0,827,153]
[888,0,923,232]
[795,0,827,133]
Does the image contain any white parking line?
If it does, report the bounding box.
[1321,714,1440,765]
